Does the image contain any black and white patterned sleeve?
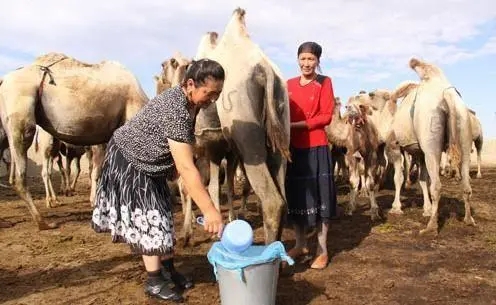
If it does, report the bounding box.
[162,93,195,144]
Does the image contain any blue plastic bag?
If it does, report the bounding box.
[207,241,295,282]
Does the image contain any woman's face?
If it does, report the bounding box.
[185,78,224,108]
[298,52,319,77]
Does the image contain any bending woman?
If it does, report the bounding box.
[91,59,225,302]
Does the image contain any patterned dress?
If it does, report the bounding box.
[91,85,195,256]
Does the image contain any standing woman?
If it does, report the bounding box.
[285,41,338,270]
[91,59,225,302]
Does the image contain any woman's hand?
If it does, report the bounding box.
[203,206,224,237]
[290,121,308,129]
[168,138,224,237]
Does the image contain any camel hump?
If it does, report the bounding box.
[32,52,106,69]
[390,81,419,101]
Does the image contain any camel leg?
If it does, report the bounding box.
[86,147,94,186]
[418,159,432,217]
[359,173,368,197]
[365,164,380,221]
[69,156,81,196]
[474,137,483,179]
[460,134,475,227]
[63,156,72,196]
[207,159,222,213]
[41,154,55,208]
[55,155,68,196]
[345,154,359,216]
[439,151,447,176]
[242,161,285,243]
[225,153,238,222]
[6,116,56,230]
[420,150,443,235]
[404,151,413,189]
[388,147,404,215]
[89,144,105,206]
[9,158,15,185]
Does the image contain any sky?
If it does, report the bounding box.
[1,0,495,138]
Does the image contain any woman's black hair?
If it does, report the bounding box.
[182,58,225,86]
[297,41,323,60]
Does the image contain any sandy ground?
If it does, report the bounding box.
[0,139,495,305]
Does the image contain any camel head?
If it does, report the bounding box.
[156,52,191,94]
[409,57,448,82]
[367,89,392,112]
[344,97,371,129]
[194,31,219,60]
[222,7,249,41]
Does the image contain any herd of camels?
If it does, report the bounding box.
[0,8,483,243]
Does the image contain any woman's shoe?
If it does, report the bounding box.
[144,279,184,302]
[162,269,194,290]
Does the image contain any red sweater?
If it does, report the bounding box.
[287,75,335,148]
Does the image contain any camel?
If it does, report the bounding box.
[194,8,291,243]
[34,126,94,208]
[178,31,254,246]
[0,52,186,230]
[153,52,191,95]
[325,97,384,220]
[382,58,475,234]
[440,109,483,179]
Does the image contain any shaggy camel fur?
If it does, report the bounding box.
[326,97,384,220]
[440,109,483,179]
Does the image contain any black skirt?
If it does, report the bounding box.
[91,138,175,256]
[285,145,338,227]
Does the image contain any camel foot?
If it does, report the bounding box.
[370,210,382,222]
[464,216,476,226]
[476,173,482,179]
[38,221,58,230]
[422,210,432,217]
[419,226,438,236]
[46,198,58,208]
[388,207,404,215]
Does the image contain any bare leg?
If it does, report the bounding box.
[310,221,329,269]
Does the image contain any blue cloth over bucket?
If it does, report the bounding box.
[207,241,295,282]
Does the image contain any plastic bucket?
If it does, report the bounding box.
[197,217,254,254]
[217,259,281,305]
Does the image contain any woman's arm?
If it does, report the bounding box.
[305,77,335,130]
[168,139,223,235]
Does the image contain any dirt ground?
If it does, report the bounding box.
[1,163,496,305]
